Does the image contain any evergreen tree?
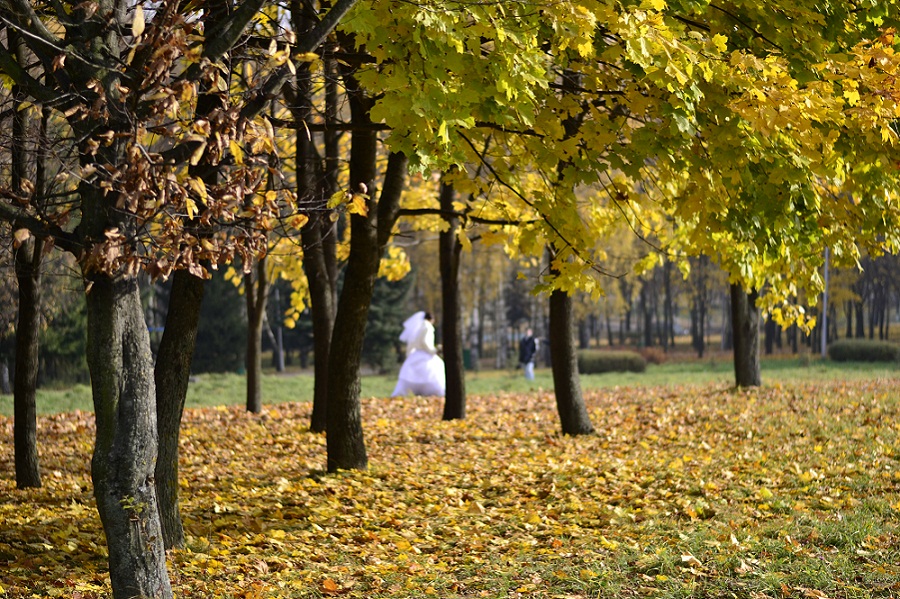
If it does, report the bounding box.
[363,275,413,373]
[193,272,247,374]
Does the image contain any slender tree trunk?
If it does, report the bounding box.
[325,69,406,470]
[605,307,614,346]
[11,42,42,488]
[578,320,590,349]
[14,236,43,489]
[154,269,204,550]
[245,258,268,414]
[845,300,853,340]
[549,276,594,435]
[1,361,10,395]
[764,317,776,355]
[327,150,407,471]
[439,181,466,420]
[86,273,172,599]
[855,301,865,338]
[294,15,337,432]
[730,284,761,387]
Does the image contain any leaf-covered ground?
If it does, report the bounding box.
[2,379,900,598]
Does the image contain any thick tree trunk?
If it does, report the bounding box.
[439,181,466,420]
[14,235,42,489]
[730,284,761,387]
[86,274,172,599]
[549,285,594,435]
[154,269,204,550]
[245,259,268,414]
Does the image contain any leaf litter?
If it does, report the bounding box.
[2,378,900,598]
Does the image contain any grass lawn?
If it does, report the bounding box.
[2,356,897,416]
[1,374,899,598]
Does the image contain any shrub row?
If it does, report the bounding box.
[577,350,646,374]
[828,339,900,363]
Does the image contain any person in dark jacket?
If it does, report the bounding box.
[518,328,538,381]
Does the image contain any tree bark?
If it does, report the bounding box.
[14,236,42,489]
[325,66,407,470]
[549,281,594,435]
[245,258,268,414]
[439,181,466,420]
[293,12,338,432]
[326,152,407,471]
[154,269,205,550]
[730,284,761,387]
[11,36,42,488]
[1,361,11,395]
[764,317,776,355]
[86,274,172,599]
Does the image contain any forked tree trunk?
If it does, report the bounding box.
[86,273,172,599]
[730,283,761,387]
[154,269,205,549]
[439,181,466,420]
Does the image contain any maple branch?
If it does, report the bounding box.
[671,14,711,32]
[0,0,63,53]
[709,3,782,51]
[397,207,537,227]
[0,42,58,104]
[0,200,81,255]
[205,1,268,60]
[458,131,616,279]
[240,0,361,122]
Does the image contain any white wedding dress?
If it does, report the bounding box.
[391,312,446,397]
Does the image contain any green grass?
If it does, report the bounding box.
[1,356,897,416]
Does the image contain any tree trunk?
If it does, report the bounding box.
[764,317,776,355]
[663,259,674,349]
[855,300,865,338]
[730,284,761,387]
[86,274,172,599]
[297,12,340,432]
[845,300,853,339]
[14,235,43,489]
[578,320,590,349]
[1,361,10,395]
[605,307,614,346]
[549,283,594,435]
[325,71,407,469]
[439,181,466,420]
[154,269,205,550]
[11,42,42,488]
[245,259,268,414]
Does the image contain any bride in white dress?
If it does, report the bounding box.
[391,311,446,397]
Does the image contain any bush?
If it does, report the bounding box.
[828,339,900,363]
[639,347,667,365]
[577,350,646,374]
